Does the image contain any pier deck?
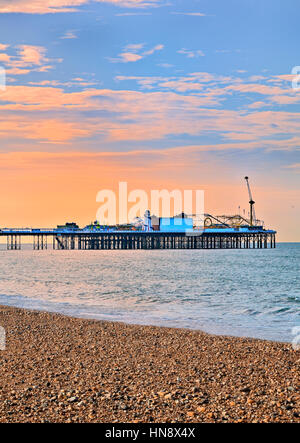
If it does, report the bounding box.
[0,229,276,250]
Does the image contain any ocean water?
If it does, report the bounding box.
[0,243,299,342]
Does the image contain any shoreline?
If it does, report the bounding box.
[0,305,299,423]
[0,299,293,344]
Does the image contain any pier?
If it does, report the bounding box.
[0,177,278,251]
[1,229,276,250]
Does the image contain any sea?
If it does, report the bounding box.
[0,243,299,343]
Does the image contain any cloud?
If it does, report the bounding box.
[109,43,163,63]
[60,30,78,39]
[0,67,299,146]
[99,0,161,7]
[1,80,300,146]
[107,0,161,6]
[0,44,62,75]
[171,12,206,17]
[115,72,230,92]
[124,43,144,51]
[17,45,47,65]
[0,53,11,63]
[248,101,270,109]
[285,163,300,172]
[0,0,162,14]
[0,0,86,13]
[157,63,174,68]
[143,44,164,55]
[117,52,143,62]
[177,48,205,58]
[118,72,300,107]
[0,116,90,143]
[28,77,98,87]
[223,80,300,106]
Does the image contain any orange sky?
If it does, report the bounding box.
[0,2,299,242]
[0,151,299,241]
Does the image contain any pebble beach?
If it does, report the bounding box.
[0,305,299,423]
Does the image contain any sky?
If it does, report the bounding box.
[0,0,299,241]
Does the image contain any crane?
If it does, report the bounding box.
[244,176,256,226]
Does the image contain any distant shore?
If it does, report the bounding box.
[0,305,299,423]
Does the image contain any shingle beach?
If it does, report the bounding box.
[0,305,299,423]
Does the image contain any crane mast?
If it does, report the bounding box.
[245,176,256,226]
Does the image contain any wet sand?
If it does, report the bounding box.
[0,305,299,423]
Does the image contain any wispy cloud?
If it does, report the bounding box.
[1,75,300,146]
[60,30,78,40]
[143,44,164,56]
[177,48,205,58]
[285,163,300,172]
[0,0,85,13]
[215,49,241,54]
[0,0,163,14]
[157,63,174,68]
[171,12,206,17]
[124,43,144,51]
[100,0,162,7]
[109,43,164,63]
[28,77,98,87]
